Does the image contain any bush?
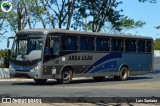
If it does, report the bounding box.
[154,39,160,50]
[0,49,11,68]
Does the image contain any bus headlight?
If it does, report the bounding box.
[34,66,39,70]
[31,65,41,73]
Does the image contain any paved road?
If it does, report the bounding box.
[0,72,160,97]
[0,58,160,105]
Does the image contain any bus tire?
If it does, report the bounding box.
[119,66,128,81]
[57,67,73,84]
[93,76,105,81]
[34,79,47,84]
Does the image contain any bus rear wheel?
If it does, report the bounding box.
[114,67,128,81]
[93,76,105,81]
[57,67,73,84]
[119,67,128,81]
[34,79,47,84]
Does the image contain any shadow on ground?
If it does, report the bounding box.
[11,76,152,86]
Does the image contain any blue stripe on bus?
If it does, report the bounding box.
[90,60,117,73]
[11,63,31,71]
[84,52,122,73]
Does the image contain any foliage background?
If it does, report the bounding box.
[0,49,10,68]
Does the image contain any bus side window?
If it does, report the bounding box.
[80,37,94,51]
[88,37,94,51]
[111,38,115,51]
[103,38,110,51]
[70,36,78,50]
[146,40,152,53]
[96,38,110,51]
[126,39,136,52]
[138,40,145,52]
[61,36,66,50]
[80,36,87,50]
[118,39,124,51]
[51,38,59,55]
[65,37,71,50]
[96,38,101,51]
[111,38,124,52]
[61,36,78,50]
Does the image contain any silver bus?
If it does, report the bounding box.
[9,28,153,84]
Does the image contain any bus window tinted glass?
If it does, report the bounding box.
[126,39,136,52]
[138,40,145,52]
[61,36,78,50]
[96,38,110,51]
[111,38,124,51]
[88,37,94,51]
[80,37,87,50]
[146,40,152,52]
[50,37,60,55]
[80,37,94,51]
[45,35,60,55]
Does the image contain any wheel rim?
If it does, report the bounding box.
[63,72,70,81]
[121,68,127,78]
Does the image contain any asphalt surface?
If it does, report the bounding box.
[0,57,160,105]
[0,72,160,97]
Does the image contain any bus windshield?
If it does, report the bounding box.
[10,35,44,61]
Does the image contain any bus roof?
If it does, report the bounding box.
[17,28,153,39]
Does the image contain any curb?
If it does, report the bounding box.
[0,78,33,81]
[0,77,90,82]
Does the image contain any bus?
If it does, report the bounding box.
[8,28,153,84]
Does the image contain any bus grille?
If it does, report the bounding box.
[16,70,30,72]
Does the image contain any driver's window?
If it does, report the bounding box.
[44,35,51,55]
[50,37,59,55]
[44,35,60,56]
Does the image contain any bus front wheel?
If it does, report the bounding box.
[34,79,47,84]
[93,76,105,81]
[57,67,73,84]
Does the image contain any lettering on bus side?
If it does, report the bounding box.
[68,55,93,60]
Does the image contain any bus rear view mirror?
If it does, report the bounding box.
[7,36,15,48]
[7,38,10,48]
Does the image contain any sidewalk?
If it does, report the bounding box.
[0,78,33,81]
[0,77,89,82]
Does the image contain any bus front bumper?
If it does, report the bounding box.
[9,65,40,79]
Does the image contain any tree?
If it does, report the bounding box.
[139,0,159,31]
[139,0,156,3]
[100,17,145,34]
[155,26,160,29]
[0,49,10,68]
[116,17,146,33]
[45,0,77,29]
[0,0,44,33]
[76,0,145,33]
[154,39,160,50]
[0,0,147,38]
[77,0,123,32]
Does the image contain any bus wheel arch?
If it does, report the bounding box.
[57,66,74,84]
